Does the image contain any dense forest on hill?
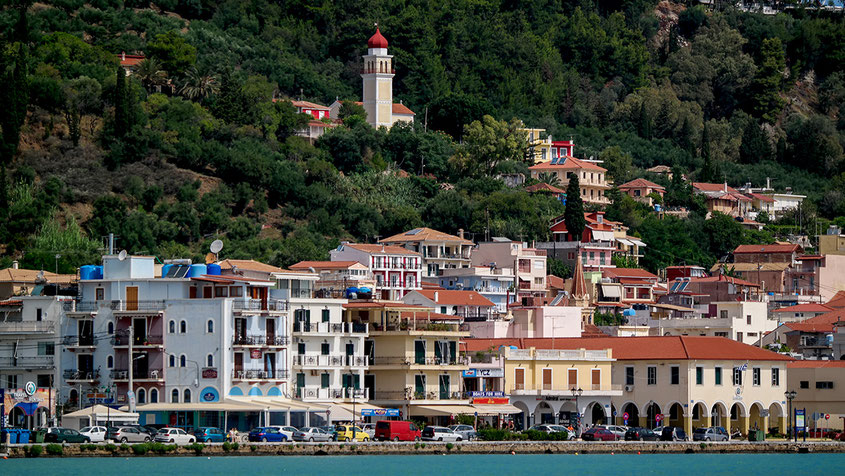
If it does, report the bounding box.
[0,0,844,275]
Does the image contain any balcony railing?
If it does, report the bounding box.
[233,299,288,312]
[63,301,99,312]
[0,356,54,369]
[232,369,289,380]
[370,355,468,366]
[369,322,464,333]
[110,369,163,380]
[0,321,56,333]
[63,335,96,347]
[113,334,164,346]
[64,369,99,381]
[113,300,166,312]
[297,387,369,400]
[232,335,289,346]
[293,355,369,367]
[373,389,464,400]
[293,322,368,334]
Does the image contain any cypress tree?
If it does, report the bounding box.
[114,66,128,137]
[740,120,772,164]
[679,116,696,157]
[700,123,720,182]
[638,102,652,139]
[564,173,586,241]
[0,4,30,223]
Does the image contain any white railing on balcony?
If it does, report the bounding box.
[0,321,56,333]
[508,349,611,361]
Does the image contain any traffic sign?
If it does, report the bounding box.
[655,413,664,422]
[623,412,629,420]
[825,414,830,420]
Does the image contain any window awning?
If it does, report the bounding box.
[472,404,522,415]
[601,284,622,299]
[409,404,478,416]
[630,239,646,247]
[616,238,633,246]
[591,230,615,241]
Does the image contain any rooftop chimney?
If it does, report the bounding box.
[121,51,125,61]
[723,182,728,193]
[12,260,19,269]
[434,291,439,302]
[458,228,465,239]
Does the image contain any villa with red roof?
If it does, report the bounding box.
[692,182,752,218]
[617,178,665,206]
[289,260,376,294]
[528,155,609,205]
[402,289,496,321]
[772,303,833,321]
[329,242,422,300]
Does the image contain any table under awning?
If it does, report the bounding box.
[409,404,479,417]
[471,404,522,415]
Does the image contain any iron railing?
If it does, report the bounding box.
[232,299,288,312]
[113,334,164,346]
[0,356,54,369]
[232,335,289,346]
[232,369,289,380]
[64,369,99,381]
[110,369,163,380]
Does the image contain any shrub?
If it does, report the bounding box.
[104,443,117,453]
[445,443,454,451]
[26,445,43,457]
[120,443,130,452]
[131,443,149,455]
[45,443,63,456]
[232,442,239,451]
[414,443,420,449]
[222,442,233,452]
[250,444,258,452]
[700,442,707,449]
[186,443,205,455]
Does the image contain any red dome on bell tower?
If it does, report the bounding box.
[368,27,388,49]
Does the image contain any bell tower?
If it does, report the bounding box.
[361,26,394,128]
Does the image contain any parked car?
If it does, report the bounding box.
[449,424,478,441]
[335,425,370,442]
[154,428,196,444]
[549,425,574,439]
[374,420,421,442]
[193,427,226,443]
[44,427,90,443]
[318,425,338,441]
[527,425,570,439]
[693,427,730,442]
[624,427,660,441]
[293,427,333,442]
[593,425,627,440]
[267,426,298,441]
[248,427,288,443]
[79,426,107,442]
[106,426,151,443]
[360,423,377,438]
[422,426,462,442]
[651,426,664,436]
[581,428,617,441]
[660,427,688,442]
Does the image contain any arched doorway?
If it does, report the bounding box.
[667,402,685,429]
[711,402,728,428]
[645,402,662,429]
[691,402,708,430]
[68,389,79,409]
[9,405,27,428]
[768,402,785,435]
[587,402,607,425]
[36,407,51,428]
[730,403,746,436]
[536,401,555,425]
[621,402,639,426]
[558,400,578,428]
[749,402,765,432]
[512,401,530,431]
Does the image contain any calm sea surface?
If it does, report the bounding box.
[1,454,842,475]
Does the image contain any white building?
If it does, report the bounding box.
[330,243,422,301]
[471,239,547,299]
[649,301,776,346]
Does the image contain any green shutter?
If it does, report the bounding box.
[434,341,443,362]
[449,341,457,363]
[321,373,329,389]
[322,309,330,322]
[415,340,425,365]
[415,375,425,396]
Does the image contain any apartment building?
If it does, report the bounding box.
[289,260,375,296]
[437,266,515,314]
[379,227,474,280]
[649,300,775,346]
[788,361,845,429]
[330,243,422,301]
[402,289,496,322]
[471,239,546,299]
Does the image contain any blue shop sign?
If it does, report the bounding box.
[361,408,400,417]
[467,391,505,398]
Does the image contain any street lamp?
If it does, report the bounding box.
[571,387,583,435]
[784,390,797,441]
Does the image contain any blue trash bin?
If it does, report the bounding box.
[0,430,8,444]
[9,428,19,444]
[18,429,31,444]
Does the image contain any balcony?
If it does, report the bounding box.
[0,321,56,334]
[293,322,368,334]
[0,356,54,369]
[64,369,99,382]
[360,68,396,74]
[232,369,289,381]
[112,300,166,313]
[233,299,288,313]
[63,301,100,315]
[232,335,289,347]
[63,335,97,349]
[113,334,164,348]
[297,387,369,400]
[369,322,467,334]
[373,389,465,401]
[370,355,468,367]
[110,368,164,381]
[293,355,368,367]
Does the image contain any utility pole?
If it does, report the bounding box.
[128,325,133,404]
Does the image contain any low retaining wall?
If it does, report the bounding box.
[3,441,845,458]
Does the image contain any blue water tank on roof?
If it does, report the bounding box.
[188,264,207,278]
[207,263,221,276]
[94,266,103,279]
[80,265,96,280]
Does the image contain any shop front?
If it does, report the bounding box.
[1,384,57,430]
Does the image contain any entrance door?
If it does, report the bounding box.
[364,374,375,400]
[133,351,148,378]
[265,353,276,376]
[78,320,94,345]
[234,353,244,373]
[266,319,275,344]
[414,340,426,365]
[439,374,450,400]
[234,318,247,343]
[364,340,374,365]
[126,286,139,311]
[133,318,146,345]
[514,368,525,390]
[345,342,354,366]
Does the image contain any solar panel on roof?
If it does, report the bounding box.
[165,264,190,278]
[406,228,423,235]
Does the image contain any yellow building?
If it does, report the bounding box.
[788,361,845,431]
[343,301,473,423]
[528,157,610,205]
[520,127,552,163]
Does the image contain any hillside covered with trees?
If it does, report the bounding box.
[0,0,844,275]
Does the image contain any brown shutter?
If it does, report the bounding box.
[592,369,600,389]
[515,368,524,390]
[568,369,577,387]
[542,368,552,390]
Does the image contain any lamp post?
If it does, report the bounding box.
[571,387,583,436]
[785,390,797,441]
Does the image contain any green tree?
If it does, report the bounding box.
[134,58,167,92]
[739,119,772,164]
[750,38,786,123]
[451,116,528,177]
[700,123,721,182]
[638,101,652,139]
[338,101,367,121]
[600,146,634,184]
[564,173,585,240]
[537,172,561,187]
[548,257,571,279]
[211,70,251,125]
[113,67,130,137]
[0,7,29,222]
[146,31,197,76]
[63,76,102,146]
[271,100,311,141]
[179,67,218,100]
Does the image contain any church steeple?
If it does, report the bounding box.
[361,25,394,128]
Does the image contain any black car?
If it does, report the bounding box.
[624,427,659,441]
[660,427,688,441]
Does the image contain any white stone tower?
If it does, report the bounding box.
[361,26,393,128]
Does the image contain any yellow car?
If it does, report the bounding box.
[335,425,370,442]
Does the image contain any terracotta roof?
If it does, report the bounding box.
[692,182,741,194]
[343,301,428,310]
[581,324,609,338]
[747,192,775,203]
[603,268,658,280]
[525,183,566,194]
[647,165,672,173]
[217,259,284,274]
[711,262,790,273]
[291,100,330,110]
[617,178,665,191]
[0,299,23,306]
[529,156,607,172]
[772,303,833,314]
[733,244,801,254]
[341,243,421,256]
[290,261,362,270]
[380,227,472,245]
[787,361,845,368]
[826,290,845,309]
[117,53,145,67]
[412,290,494,307]
[392,103,415,115]
[0,268,76,284]
[463,336,793,361]
[546,275,565,290]
[784,310,845,333]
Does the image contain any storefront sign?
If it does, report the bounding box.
[471,398,509,405]
[361,408,400,417]
[3,387,55,420]
[24,382,36,396]
[462,369,504,378]
[202,368,218,379]
[200,387,219,402]
[796,409,805,429]
[467,391,504,398]
[251,349,263,359]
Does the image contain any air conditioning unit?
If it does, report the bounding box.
[624,385,634,392]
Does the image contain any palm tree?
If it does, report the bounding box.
[179,67,219,100]
[538,172,561,187]
[134,58,167,92]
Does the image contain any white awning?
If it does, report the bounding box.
[630,239,646,247]
[591,230,615,241]
[601,284,622,298]
[616,238,634,246]
[472,404,523,415]
[409,405,478,416]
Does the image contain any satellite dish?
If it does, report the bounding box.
[210,240,224,254]
[118,250,128,261]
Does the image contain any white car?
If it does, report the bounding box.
[267,426,298,441]
[154,427,196,444]
[360,423,377,438]
[80,426,108,442]
[422,426,462,442]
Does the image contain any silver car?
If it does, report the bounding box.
[360,423,377,438]
[293,427,333,442]
[449,424,477,441]
[693,427,730,441]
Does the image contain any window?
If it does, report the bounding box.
[696,367,704,385]
[772,367,780,386]
[647,366,657,385]
[229,286,242,297]
[207,320,214,333]
[670,366,679,385]
[107,355,114,369]
[746,314,752,325]
[214,287,228,297]
[180,355,187,367]
[36,308,42,321]
[568,369,577,387]
[736,332,743,342]
[6,375,17,389]
[169,321,176,334]
[591,369,601,389]
[184,389,191,402]
[321,343,330,355]
[625,367,634,386]
[37,374,51,387]
[542,368,552,390]
[321,373,330,389]
[752,368,761,386]
[733,367,743,386]
[207,354,214,367]
[107,322,114,335]
[96,288,105,300]
[38,341,55,356]
[169,355,176,367]
[150,388,158,403]
[816,381,834,389]
[720,310,728,319]
[298,343,305,355]
[180,320,187,334]
[322,309,330,323]
[171,389,179,403]
[137,388,146,404]
[799,380,809,389]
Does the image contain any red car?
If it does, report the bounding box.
[581,428,617,441]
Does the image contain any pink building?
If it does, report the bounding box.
[329,243,422,300]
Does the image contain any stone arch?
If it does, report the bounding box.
[666,401,685,429]
[512,400,531,431]
[711,401,729,428]
[691,401,709,429]
[620,401,640,426]
[645,401,662,429]
[768,402,786,435]
[586,401,608,425]
[730,401,747,419]
[749,401,766,432]
[536,400,555,425]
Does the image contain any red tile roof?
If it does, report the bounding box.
[117,53,145,67]
[546,275,565,290]
[392,103,415,115]
[687,275,760,287]
[747,192,775,203]
[290,261,362,270]
[525,183,567,194]
[380,227,473,245]
[826,290,845,309]
[529,156,606,172]
[291,100,330,110]
[617,178,665,191]
[692,182,741,194]
[412,289,494,307]
[603,268,658,280]
[342,243,421,256]
[784,309,845,333]
[733,244,801,254]
[787,361,845,368]
[772,303,833,314]
[343,301,427,309]
[399,311,461,321]
[462,336,793,361]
